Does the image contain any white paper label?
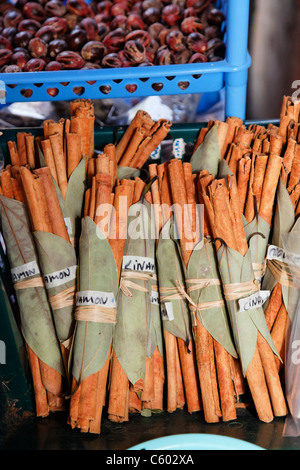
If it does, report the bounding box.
[64,217,73,235]
[76,290,116,308]
[151,290,159,305]
[173,138,185,159]
[165,302,174,321]
[238,290,270,313]
[11,261,40,283]
[122,256,155,273]
[150,145,161,161]
[267,245,300,267]
[44,265,77,288]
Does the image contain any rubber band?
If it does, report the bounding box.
[267,258,300,288]
[120,270,151,297]
[160,278,225,311]
[222,279,260,302]
[185,278,221,294]
[252,259,267,280]
[159,285,186,302]
[162,279,225,313]
[14,276,44,290]
[48,285,76,310]
[74,305,117,324]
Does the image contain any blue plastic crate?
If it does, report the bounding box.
[0,0,251,119]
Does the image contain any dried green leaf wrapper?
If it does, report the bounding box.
[117,166,140,180]
[185,237,237,358]
[33,231,77,343]
[113,200,153,385]
[0,195,65,375]
[190,125,221,175]
[156,218,193,344]
[244,214,270,282]
[148,264,164,359]
[217,244,280,376]
[263,180,299,321]
[70,216,118,383]
[64,157,86,240]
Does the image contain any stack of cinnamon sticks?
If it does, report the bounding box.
[115,110,171,169]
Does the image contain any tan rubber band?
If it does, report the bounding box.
[252,259,267,280]
[74,305,117,324]
[14,276,44,290]
[120,270,151,297]
[175,280,225,312]
[222,279,260,302]
[159,285,186,302]
[185,278,221,294]
[267,259,300,288]
[48,285,76,310]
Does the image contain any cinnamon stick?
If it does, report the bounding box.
[258,153,283,226]
[49,133,68,199]
[25,134,36,170]
[41,139,58,184]
[0,169,14,199]
[287,143,300,194]
[17,132,28,166]
[271,303,288,372]
[7,141,20,167]
[118,127,148,167]
[66,133,82,179]
[33,167,70,243]
[237,155,251,213]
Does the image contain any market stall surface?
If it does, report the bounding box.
[0,405,299,451]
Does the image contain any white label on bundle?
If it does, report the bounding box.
[11,261,40,283]
[238,290,270,313]
[150,145,161,161]
[267,245,300,267]
[122,256,155,273]
[64,217,73,235]
[44,265,77,288]
[151,290,159,305]
[165,302,174,321]
[76,290,116,308]
[173,138,185,159]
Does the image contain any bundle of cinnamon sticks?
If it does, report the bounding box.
[68,148,134,434]
[0,164,67,417]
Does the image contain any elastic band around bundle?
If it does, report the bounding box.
[14,276,44,290]
[267,258,300,288]
[173,279,225,312]
[252,259,267,280]
[49,285,76,310]
[74,305,117,324]
[159,285,186,302]
[120,270,151,297]
[222,279,260,302]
